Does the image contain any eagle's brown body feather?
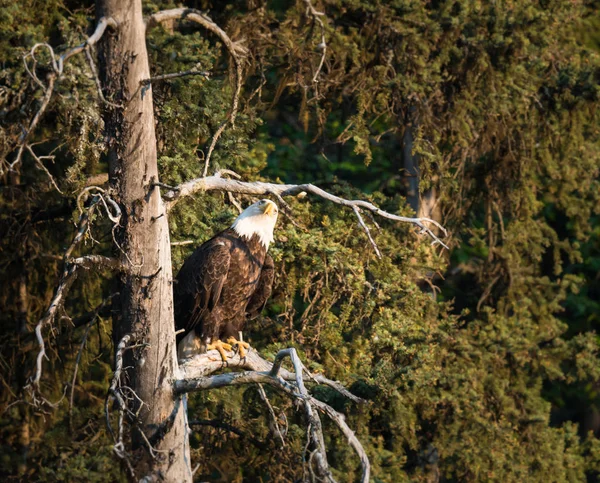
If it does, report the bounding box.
[174,228,274,349]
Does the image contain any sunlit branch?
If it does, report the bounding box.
[163,171,449,251]
[176,347,370,482]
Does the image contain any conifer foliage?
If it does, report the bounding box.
[1,0,599,481]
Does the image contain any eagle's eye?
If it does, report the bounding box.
[259,200,266,205]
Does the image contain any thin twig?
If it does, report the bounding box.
[84,45,122,108]
[171,240,195,246]
[303,0,327,84]
[257,383,286,448]
[6,17,117,175]
[352,206,382,258]
[145,8,247,177]
[69,295,116,429]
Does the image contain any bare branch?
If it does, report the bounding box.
[105,334,137,480]
[26,201,99,390]
[164,174,449,251]
[145,8,247,177]
[257,383,286,448]
[176,348,369,482]
[69,255,123,271]
[59,17,118,70]
[9,75,56,173]
[6,17,117,175]
[303,0,327,84]
[84,45,122,108]
[352,206,381,258]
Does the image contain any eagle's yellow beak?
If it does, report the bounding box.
[263,202,277,216]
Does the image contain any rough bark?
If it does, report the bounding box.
[96,1,191,480]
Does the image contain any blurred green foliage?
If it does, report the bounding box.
[1,0,600,481]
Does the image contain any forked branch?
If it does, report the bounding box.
[6,17,117,175]
[163,172,449,251]
[176,348,370,483]
[27,196,123,395]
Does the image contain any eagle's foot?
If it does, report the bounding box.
[226,337,250,358]
[207,340,233,362]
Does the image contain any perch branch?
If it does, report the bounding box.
[164,173,449,250]
[177,348,369,482]
[7,17,117,175]
[145,8,247,177]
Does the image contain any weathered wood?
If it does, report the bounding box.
[96,1,191,480]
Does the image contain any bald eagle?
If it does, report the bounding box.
[174,199,279,361]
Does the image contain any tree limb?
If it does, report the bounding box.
[6,17,117,175]
[163,172,449,250]
[145,8,247,177]
[176,348,370,482]
[69,255,124,271]
[105,334,137,480]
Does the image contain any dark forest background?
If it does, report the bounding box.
[1,0,600,481]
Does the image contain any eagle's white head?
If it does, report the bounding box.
[231,199,279,249]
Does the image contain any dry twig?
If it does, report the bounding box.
[145,8,247,177]
[105,334,136,480]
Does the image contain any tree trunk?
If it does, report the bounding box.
[96,0,191,480]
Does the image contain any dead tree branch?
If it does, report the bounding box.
[26,195,123,396]
[145,8,247,177]
[26,202,98,391]
[6,17,117,175]
[163,172,449,251]
[176,348,370,482]
[69,255,123,271]
[105,334,137,480]
[303,0,327,84]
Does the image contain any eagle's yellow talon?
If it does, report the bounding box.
[207,340,233,362]
[226,337,250,358]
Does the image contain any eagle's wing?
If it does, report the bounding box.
[246,254,274,320]
[174,239,231,335]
